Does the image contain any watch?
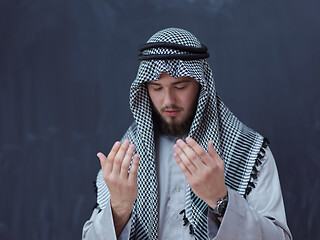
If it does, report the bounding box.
[212,194,228,218]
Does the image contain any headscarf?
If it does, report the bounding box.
[96,28,268,240]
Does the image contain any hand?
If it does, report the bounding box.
[97,140,139,236]
[173,137,227,209]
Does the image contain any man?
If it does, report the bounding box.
[82,28,292,240]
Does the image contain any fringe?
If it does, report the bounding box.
[92,181,100,211]
[179,209,195,235]
[244,138,270,198]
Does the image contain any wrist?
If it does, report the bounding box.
[110,200,132,219]
[110,201,132,237]
[208,188,228,209]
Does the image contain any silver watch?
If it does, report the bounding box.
[212,194,228,218]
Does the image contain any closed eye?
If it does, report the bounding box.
[153,87,163,91]
[175,86,186,90]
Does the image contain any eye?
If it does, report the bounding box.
[175,86,185,90]
[153,87,163,91]
[147,84,162,92]
[175,85,186,90]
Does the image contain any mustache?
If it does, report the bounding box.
[161,105,183,112]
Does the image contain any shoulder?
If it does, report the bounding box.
[252,146,281,191]
[260,146,277,169]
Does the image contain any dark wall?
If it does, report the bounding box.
[1,0,319,239]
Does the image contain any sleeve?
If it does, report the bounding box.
[83,123,137,240]
[207,147,293,240]
[82,186,132,240]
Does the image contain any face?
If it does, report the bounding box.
[147,72,200,136]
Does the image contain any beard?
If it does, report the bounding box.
[152,105,196,137]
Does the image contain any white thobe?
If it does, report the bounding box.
[82,134,292,240]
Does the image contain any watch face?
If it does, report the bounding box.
[213,197,228,217]
[218,200,228,213]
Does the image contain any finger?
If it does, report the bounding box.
[207,140,224,168]
[185,137,211,165]
[105,141,122,172]
[176,139,202,164]
[173,152,192,178]
[173,141,198,174]
[97,152,109,173]
[128,154,139,181]
[120,144,135,179]
[112,140,130,174]
[107,141,122,159]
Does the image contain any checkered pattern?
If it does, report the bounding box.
[148,28,202,47]
[96,28,267,240]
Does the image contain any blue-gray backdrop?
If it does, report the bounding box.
[1,0,319,239]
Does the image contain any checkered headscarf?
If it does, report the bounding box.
[96,28,268,239]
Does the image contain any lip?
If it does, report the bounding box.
[164,110,181,116]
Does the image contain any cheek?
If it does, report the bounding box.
[149,94,163,111]
[183,92,199,109]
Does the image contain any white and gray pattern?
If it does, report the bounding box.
[96,28,267,240]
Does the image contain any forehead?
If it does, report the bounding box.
[147,72,198,85]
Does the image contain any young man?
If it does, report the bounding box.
[82,28,292,240]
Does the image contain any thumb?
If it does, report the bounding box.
[97,152,107,169]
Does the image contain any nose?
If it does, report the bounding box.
[163,89,176,107]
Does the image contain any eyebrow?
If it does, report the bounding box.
[147,79,192,86]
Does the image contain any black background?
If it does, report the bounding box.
[1,0,319,239]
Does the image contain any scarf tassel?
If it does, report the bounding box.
[244,138,269,198]
[179,209,195,235]
[92,181,101,211]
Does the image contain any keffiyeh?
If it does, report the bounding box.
[96,28,268,240]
